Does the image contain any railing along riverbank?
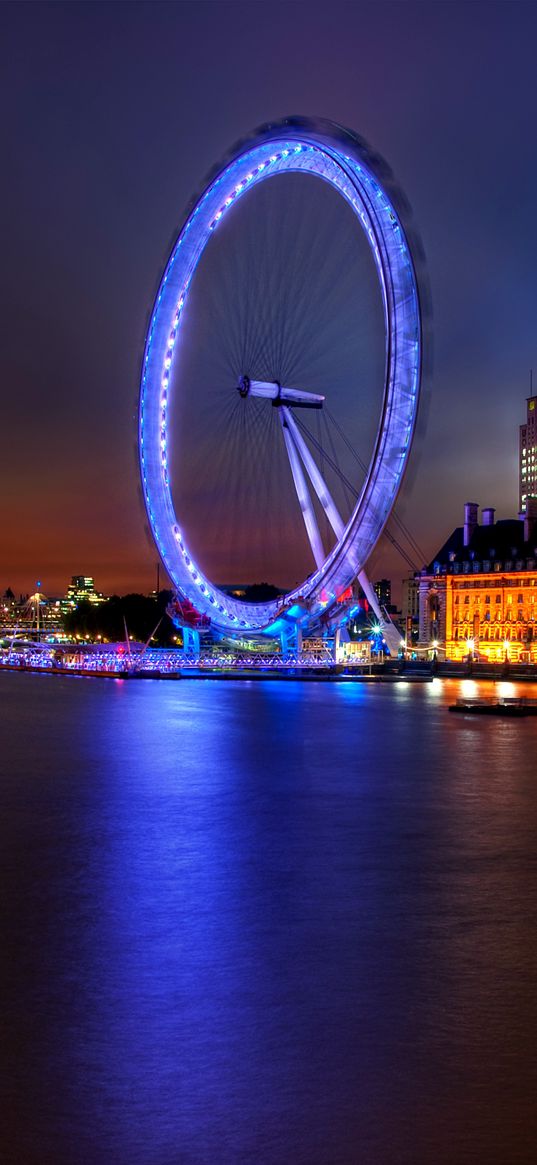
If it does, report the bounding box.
[3,646,537,683]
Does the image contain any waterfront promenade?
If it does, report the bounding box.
[2,643,537,683]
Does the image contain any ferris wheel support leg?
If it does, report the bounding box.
[281,407,402,658]
[279,624,303,658]
[358,569,402,657]
[357,570,382,622]
[280,407,345,540]
[279,413,325,570]
[182,626,200,656]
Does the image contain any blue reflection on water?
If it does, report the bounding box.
[1,675,537,1164]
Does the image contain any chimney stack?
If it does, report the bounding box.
[482,507,495,527]
[523,496,537,543]
[464,502,479,547]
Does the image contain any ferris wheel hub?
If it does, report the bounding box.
[236,378,325,408]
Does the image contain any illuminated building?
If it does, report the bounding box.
[65,576,105,606]
[402,575,419,621]
[419,502,537,661]
[519,394,537,512]
[373,578,392,610]
[402,575,419,645]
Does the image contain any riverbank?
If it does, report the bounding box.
[0,659,433,682]
[2,649,537,683]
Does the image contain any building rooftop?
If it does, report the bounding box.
[426,518,537,576]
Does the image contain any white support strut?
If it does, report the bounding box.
[279,413,325,570]
[357,570,384,624]
[280,406,345,540]
[281,405,402,656]
[358,569,403,657]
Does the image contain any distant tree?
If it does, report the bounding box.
[242,582,283,603]
[63,590,176,645]
[4,587,14,600]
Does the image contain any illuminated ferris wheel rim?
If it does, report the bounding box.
[139,117,423,636]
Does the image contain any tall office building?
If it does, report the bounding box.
[401,575,419,621]
[519,394,537,512]
[373,578,392,611]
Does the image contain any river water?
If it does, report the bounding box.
[1,673,536,1164]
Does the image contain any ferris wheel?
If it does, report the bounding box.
[139,117,424,645]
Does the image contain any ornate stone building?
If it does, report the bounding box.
[419,502,537,662]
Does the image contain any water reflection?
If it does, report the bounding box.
[1,675,537,1164]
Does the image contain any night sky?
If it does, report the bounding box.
[3,0,537,598]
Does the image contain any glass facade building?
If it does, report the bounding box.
[519,395,537,513]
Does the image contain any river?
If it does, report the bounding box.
[1,673,536,1164]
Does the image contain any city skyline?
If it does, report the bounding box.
[3,1,537,596]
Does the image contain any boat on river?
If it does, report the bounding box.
[449,697,537,717]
